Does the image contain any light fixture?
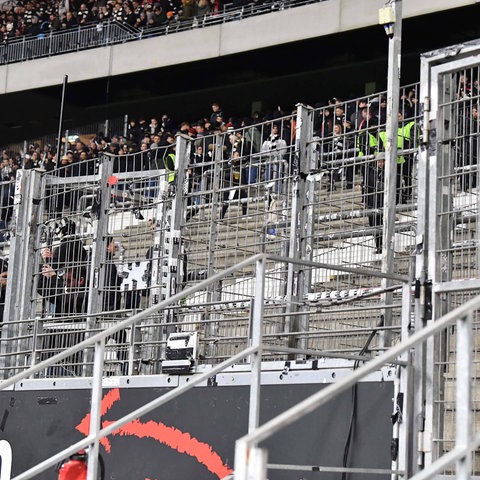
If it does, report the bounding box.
[378,6,395,39]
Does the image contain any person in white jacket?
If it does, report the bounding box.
[261,123,287,194]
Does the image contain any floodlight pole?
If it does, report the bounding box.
[380,0,402,347]
[380,2,408,478]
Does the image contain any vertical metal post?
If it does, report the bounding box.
[477,189,480,273]
[248,257,265,433]
[123,114,129,138]
[381,0,402,349]
[168,135,190,291]
[236,253,268,480]
[0,170,42,376]
[86,338,106,480]
[395,278,414,479]
[409,49,433,475]
[285,104,314,355]
[64,130,69,156]
[424,62,452,471]
[84,152,113,375]
[455,312,472,480]
[161,134,190,347]
[203,134,224,359]
[142,170,169,374]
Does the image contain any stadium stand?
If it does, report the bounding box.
[2,2,480,480]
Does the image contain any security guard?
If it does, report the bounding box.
[164,143,176,193]
[378,112,418,203]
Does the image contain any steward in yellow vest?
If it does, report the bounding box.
[377,112,418,204]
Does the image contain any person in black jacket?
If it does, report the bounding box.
[103,237,124,311]
[38,264,88,316]
[363,157,385,254]
[41,220,89,275]
[37,264,88,375]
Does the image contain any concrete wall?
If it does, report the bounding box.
[0,0,476,94]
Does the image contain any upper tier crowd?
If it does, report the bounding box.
[0,0,269,41]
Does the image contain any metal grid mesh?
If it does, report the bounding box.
[0,88,420,378]
[431,66,480,475]
[301,87,419,356]
[432,291,480,476]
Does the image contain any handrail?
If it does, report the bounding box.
[2,252,406,480]
[0,253,405,391]
[233,290,480,479]
[0,252,264,390]
[408,433,480,480]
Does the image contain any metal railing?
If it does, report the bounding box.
[0,87,423,379]
[0,0,324,66]
[3,253,478,479]
[233,291,479,480]
[0,252,409,480]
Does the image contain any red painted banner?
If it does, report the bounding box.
[76,389,233,479]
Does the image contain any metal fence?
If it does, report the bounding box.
[0,0,324,66]
[419,59,480,476]
[0,84,421,379]
[2,38,480,480]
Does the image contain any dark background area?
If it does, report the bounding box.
[1,4,480,145]
[0,381,393,480]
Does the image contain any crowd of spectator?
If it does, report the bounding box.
[0,0,279,42]
[0,87,422,332]
[0,88,419,182]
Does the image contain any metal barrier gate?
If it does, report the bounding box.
[405,38,480,478]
